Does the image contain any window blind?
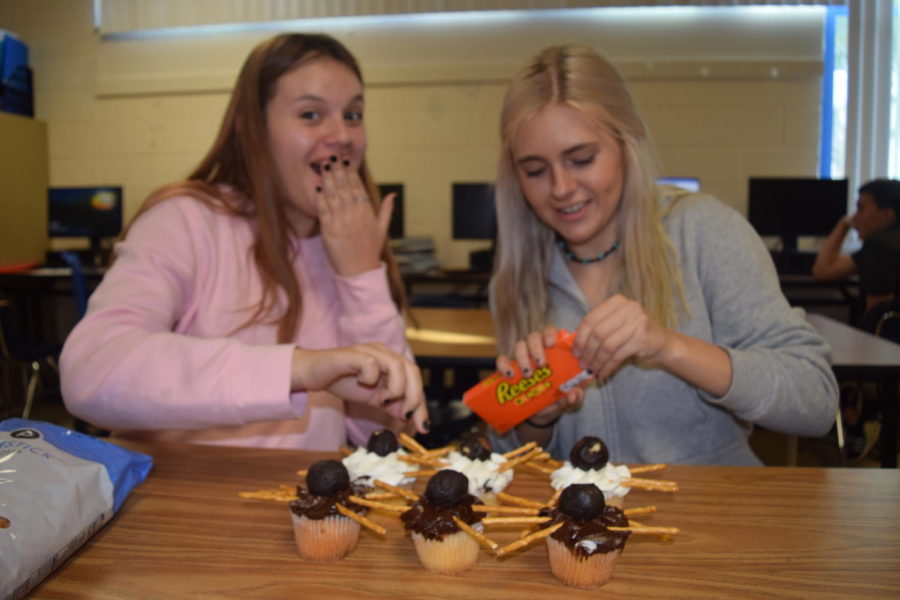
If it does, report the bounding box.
[97,0,847,36]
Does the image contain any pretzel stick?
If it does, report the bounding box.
[335,502,386,536]
[452,517,498,551]
[296,469,307,477]
[624,505,657,517]
[421,446,454,459]
[237,485,296,502]
[406,469,439,477]
[496,491,547,509]
[609,525,680,536]
[373,479,420,501]
[522,462,555,475]
[628,463,667,475]
[496,522,564,557]
[502,441,538,459]
[548,488,563,506]
[497,448,544,473]
[364,492,398,501]
[537,457,564,469]
[472,505,539,515]
[482,516,549,526]
[397,454,445,467]
[623,478,678,492]
[399,432,428,454]
[530,452,552,462]
[339,446,353,457]
[348,495,408,512]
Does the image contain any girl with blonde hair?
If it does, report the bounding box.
[489,45,837,464]
[61,33,428,450]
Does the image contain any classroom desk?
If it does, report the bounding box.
[807,312,900,468]
[405,306,496,369]
[29,440,900,599]
[0,265,105,344]
[779,274,861,323]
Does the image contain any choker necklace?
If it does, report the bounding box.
[557,238,621,264]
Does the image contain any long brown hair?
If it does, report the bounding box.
[125,33,406,343]
[490,45,685,354]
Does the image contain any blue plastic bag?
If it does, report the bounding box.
[0,419,153,600]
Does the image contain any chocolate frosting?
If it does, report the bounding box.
[401,470,482,540]
[569,436,610,471]
[366,429,399,456]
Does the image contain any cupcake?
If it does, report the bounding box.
[400,470,484,574]
[342,429,416,523]
[441,432,513,506]
[550,436,631,508]
[288,460,367,562]
[543,483,631,589]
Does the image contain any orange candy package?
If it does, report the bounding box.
[462,330,593,434]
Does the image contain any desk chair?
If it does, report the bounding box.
[0,297,60,419]
[59,251,88,319]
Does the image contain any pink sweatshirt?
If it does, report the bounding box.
[60,195,408,451]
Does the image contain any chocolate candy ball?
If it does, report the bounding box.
[558,483,606,522]
[459,433,492,462]
[569,436,610,470]
[306,460,350,496]
[366,429,399,456]
[424,470,470,507]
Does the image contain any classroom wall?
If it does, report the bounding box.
[0,1,825,268]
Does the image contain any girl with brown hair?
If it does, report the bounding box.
[60,33,428,450]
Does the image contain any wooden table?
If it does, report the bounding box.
[807,312,900,468]
[30,441,900,599]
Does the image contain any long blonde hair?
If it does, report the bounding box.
[124,33,406,343]
[490,45,685,354]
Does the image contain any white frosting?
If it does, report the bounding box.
[341,447,414,488]
[576,539,600,553]
[550,461,632,500]
[441,451,514,496]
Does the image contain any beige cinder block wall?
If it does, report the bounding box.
[0,1,825,268]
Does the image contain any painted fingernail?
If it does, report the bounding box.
[535,358,544,367]
[330,155,338,162]
[342,159,350,167]
[324,163,331,172]
[315,186,322,193]
[382,398,391,406]
[505,370,514,378]
[404,410,414,420]
[423,420,431,432]
[523,368,531,376]
[587,369,594,375]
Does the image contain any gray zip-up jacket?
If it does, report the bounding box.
[491,192,839,465]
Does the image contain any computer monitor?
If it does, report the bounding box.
[48,186,123,255]
[747,177,848,251]
[452,183,496,241]
[658,176,701,192]
[377,183,404,239]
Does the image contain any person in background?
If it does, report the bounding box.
[813,179,900,459]
[813,179,900,315]
[60,33,429,450]
[486,45,838,465]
